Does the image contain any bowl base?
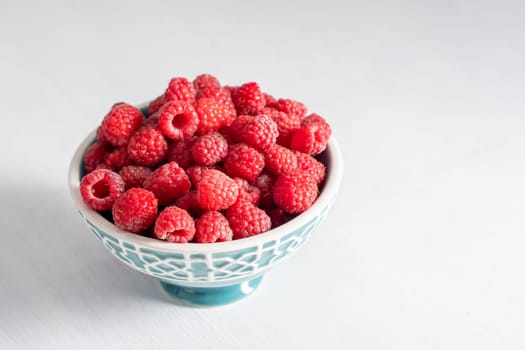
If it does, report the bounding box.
[159,276,263,307]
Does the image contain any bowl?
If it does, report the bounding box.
[68,108,343,307]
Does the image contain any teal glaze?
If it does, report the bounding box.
[160,276,263,307]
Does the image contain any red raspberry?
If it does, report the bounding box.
[223,143,265,182]
[186,165,210,187]
[104,147,132,171]
[147,95,166,116]
[195,211,233,243]
[95,163,112,171]
[143,161,191,206]
[274,98,307,119]
[96,126,107,143]
[166,136,196,169]
[127,126,168,167]
[195,97,236,135]
[191,132,228,166]
[263,93,277,107]
[196,169,239,211]
[143,114,160,129]
[101,103,144,147]
[226,201,271,239]
[112,188,158,233]
[255,172,276,209]
[273,170,318,214]
[220,115,253,144]
[158,101,199,140]
[232,82,266,115]
[262,107,301,147]
[84,141,111,173]
[80,169,125,211]
[264,144,298,176]
[193,74,221,92]
[119,165,152,189]
[154,206,195,243]
[164,77,196,103]
[197,86,234,107]
[175,191,204,217]
[268,208,294,229]
[290,113,331,155]
[233,178,262,206]
[240,114,278,151]
[295,152,326,185]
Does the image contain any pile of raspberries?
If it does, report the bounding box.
[80,74,331,243]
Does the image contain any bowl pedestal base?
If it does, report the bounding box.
[159,276,264,307]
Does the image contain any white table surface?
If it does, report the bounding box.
[1,1,524,349]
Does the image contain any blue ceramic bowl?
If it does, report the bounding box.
[68,113,343,307]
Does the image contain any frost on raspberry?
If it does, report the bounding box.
[154,206,196,243]
[164,77,196,103]
[273,170,318,214]
[112,188,158,234]
[158,101,199,140]
[196,169,239,211]
[101,103,144,147]
[143,161,191,206]
[127,126,168,167]
[195,211,233,243]
[80,169,125,211]
[224,143,265,182]
[226,201,271,239]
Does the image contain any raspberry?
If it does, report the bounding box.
[255,172,276,206]
[104,147,132,171]
[232,82,265,115]
[262,107,301,147]
[197,86,234,107]
[119,165,152,189]
[226,201,271,239]
[96,126,107,143]
[191,132,228,166]
[263,93,277,107]
[274,98,307,119]
[80,169,125,211]
[147,95,166,116]
[196,169,239,211]
[224,143,265,182]
[240,114,278,151]
[195,211,233,243]
[143,161,191,206]
[112,188,158,233]
[127,126,168,167]
[175,191,203,217]
[158,101,199,140]
[84,141,111,173]
[290,113,331,155]
[185,165,210,187]
[268,208,294,229]
[193,74,221,92]
[164,77,196,103]
[101,103,144,147]
[233,178,262,206]
[195,97,235,134]
[273,170,318,214]
[295,152,326,185]
[220,115,253,144]
[166,136,196,169]
[154,206,195,243]
[264,144,298,176]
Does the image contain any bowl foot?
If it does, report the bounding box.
[159,276,263,307]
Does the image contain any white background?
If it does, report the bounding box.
[1,0,524,349]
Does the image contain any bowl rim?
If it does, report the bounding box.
[68,123,343,253]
